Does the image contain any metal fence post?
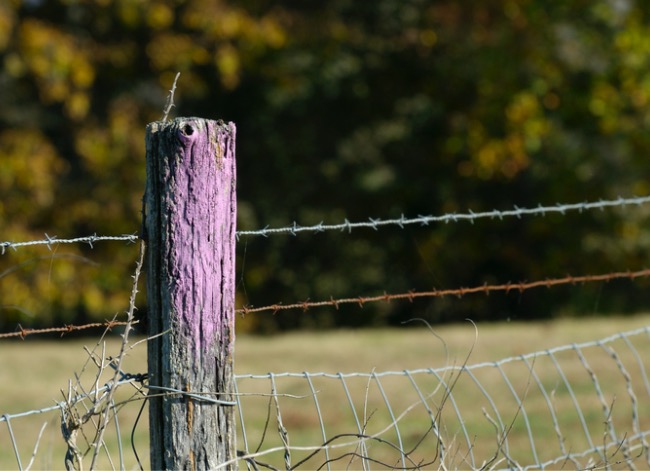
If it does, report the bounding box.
[144,117,237,470]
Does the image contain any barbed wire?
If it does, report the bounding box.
[4,268,646,339]
[0,320,138,339]
[0,233,139,254]
[235,194,650,239]
[237,268,650,315]
[3,269,648,339]
[2,195,650,252]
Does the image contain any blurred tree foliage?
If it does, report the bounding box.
[1,0,650,333]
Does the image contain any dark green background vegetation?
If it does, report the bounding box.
[1,0,649,333]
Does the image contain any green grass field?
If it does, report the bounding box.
[1,314,649,470]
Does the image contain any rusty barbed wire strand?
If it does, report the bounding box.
[0,320,139,340]
[236,268,650,315]
[5,269,649,338]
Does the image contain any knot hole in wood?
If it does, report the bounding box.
[181,123,194,136]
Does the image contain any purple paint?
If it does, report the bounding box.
[165,119,236,355]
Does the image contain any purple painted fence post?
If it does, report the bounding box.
[144,118,237,470]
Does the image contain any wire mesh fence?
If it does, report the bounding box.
[2,323,649,470]
[231,325,650,470]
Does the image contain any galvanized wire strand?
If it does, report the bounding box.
[269,373,291,470]
[3,195,650,252]
[403,369,446,465]
[619,332,650,395]
[599,342,641,453]
[459,366,504,467]
[0,377,144,423]
[3,414,22,470]
[518,430,650,471]
[428,368,476,469]
[233,326,650,383]
[462,325,650,375]
[235,195,650,239]
[573,346,617,444]
[546,349,601,461]
[144,385,237,405]
[371,371,407,469]
[336,373,370,471]
[0,233,139,253]
[24,422,48,471]
[233,380,251,467]
[303,372,331,470]
[618,333,650,466]
[520,355,583,470]
[495,362,539,468]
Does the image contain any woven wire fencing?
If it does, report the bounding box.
[232,326,650,470]
[1,195,650,470]
[2,324,649,470]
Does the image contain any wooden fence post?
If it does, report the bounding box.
[144,118,237,470]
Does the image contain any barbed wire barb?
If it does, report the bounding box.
[161,71,181,122]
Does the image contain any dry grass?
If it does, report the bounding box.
[1,314,649,469]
